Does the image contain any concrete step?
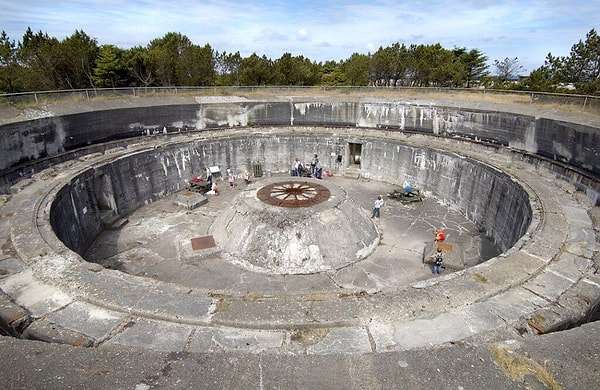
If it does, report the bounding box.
[343,165,361,179]
[100,210,128,230]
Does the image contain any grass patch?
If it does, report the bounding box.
[304,293,340,301]
[489,343,562,390]
[241,291,264,301]
[3,87,598,118]
[214,299,229,313]
[531,313,546,324]
[472,273,488,283]
[208,292,232,313]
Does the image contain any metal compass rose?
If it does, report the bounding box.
[257,181,331,208]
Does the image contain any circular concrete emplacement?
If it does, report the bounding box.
[210,178,379,274]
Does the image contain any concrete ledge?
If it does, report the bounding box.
[0,291,32,337]
[21,317,96,347]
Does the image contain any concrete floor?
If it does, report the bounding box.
[85,174,499,295]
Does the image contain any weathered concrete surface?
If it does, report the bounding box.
[1,320,599,389]
[1,126,598,355]
[84,175,494,292]
[43,129,531,257]
[210,178,380,274]
[0,97,599,389]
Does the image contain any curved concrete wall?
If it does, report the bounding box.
[1,100,598,355]
[1,99,599,203]
[49,130,530,256]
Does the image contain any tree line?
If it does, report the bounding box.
[0,27,598,95]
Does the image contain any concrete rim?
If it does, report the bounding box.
[2,122,598,355]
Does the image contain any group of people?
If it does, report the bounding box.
[200,167,252,196]
[228,171,252,187]
[371,193,447,275]
[291,154,323,179]
[431,228,446,273]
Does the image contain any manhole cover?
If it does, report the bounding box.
[257,181,331,208]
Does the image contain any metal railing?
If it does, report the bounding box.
[1,86,599,113]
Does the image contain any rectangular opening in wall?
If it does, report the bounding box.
[348,143,362,165]
[94,173,118,225]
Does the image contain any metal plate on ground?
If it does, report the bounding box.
[191,236,217,251]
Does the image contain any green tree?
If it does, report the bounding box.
[123,46,153,87]
[178,43,215,86]
[147,32,193,86]
[493,57,524,83]
[274,53,319,85]
[409,44,454,87]
[240,53,274,85]
[320,60,345,86]
[214,50,243,86]
[517,65,555,92]
[546,29,600,94]
[224,51,242,86]
[370,46,394,86]
[18,27,62,90]
[341,53,370,86]
[0,31,21,92]
[389,43,411,86]
[453,47,489,87]
[93,44,125,88]
[59,30,98,89]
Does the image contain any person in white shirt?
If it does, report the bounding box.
[372,195,384,218]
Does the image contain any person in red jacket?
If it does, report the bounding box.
[434,229,446,243]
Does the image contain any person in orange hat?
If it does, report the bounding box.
[434,228,446,242]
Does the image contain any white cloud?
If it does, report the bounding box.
[0,0,598,71]
[296,28,309,41]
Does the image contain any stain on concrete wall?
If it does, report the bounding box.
[2,99,598,192]
[50,133,530,256]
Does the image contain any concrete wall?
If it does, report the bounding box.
[358,140,530,252]
[50,132,530,256]
[1,99,598,196]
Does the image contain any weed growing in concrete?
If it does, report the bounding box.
[489,343,562,390]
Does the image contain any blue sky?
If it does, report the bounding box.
[2,0,599,73]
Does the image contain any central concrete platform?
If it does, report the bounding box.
[211,177,380,274]
[84,175,495,293]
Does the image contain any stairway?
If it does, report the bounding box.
[343,165,361,179]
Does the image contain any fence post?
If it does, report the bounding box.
[583,96,588,110]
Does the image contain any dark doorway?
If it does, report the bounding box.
[349,143,362,165]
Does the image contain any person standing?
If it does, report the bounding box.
[372,195,384,218]
[432,249,443,274]
[206,167,213,184]
[314,158,322,179]
[310,154,318,176]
